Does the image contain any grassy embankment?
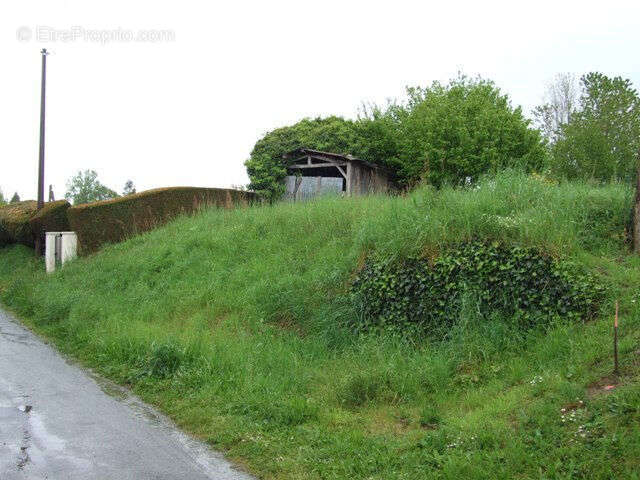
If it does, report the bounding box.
[1,171,640,479]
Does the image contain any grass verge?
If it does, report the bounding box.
[1,171,640,479]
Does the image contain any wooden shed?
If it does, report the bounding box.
[283,148,393,201]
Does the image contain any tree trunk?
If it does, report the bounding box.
[635,162,640,254]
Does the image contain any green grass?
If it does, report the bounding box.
[1,171,640,479]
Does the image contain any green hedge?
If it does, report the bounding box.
[0,201,38,247]
[0,200,73,248]
[29,200,71,237]
[67,187,257,254]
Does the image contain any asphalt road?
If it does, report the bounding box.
[0,308,253,480]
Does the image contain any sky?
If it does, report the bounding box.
[2,0,640,201]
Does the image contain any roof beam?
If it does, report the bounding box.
[288,162,347,169]
[308,153,347,164]
[289,153,348,165]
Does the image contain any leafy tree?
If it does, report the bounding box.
[245,116,396,201]
[65,170,119,205]
[123,180,136,196]
[364,74,547,187]
[0,189,6,206]
[551,73,640,182]
[10,192,20,203]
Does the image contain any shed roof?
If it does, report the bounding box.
[283,148,387,172]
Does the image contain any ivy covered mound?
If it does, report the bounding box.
[351,242,605,334]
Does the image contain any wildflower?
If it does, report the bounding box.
[529,375,543,385]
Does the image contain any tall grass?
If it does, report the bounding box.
[1,171,639,479]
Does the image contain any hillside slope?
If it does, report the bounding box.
[1,171,640,479]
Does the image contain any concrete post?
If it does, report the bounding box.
[45,232,56,273]
[45,232,78,273]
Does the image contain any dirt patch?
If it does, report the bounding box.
[560,400,586,412]
[587,375,619,398]
[419,421,438,430]
[366,409,417,436]
[273,315,306,337]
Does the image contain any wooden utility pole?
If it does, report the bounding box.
[35,48,48,257]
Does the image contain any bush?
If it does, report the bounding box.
[29,200,71,238]
[362,75,547,187]
[67,187,257,254]
[0,201,37,247]
[351,242,605,334]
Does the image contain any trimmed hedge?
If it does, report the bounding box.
[67,187,257,254]
[0,200,73,248]
[29,200,71,237]
[0,201,38,247]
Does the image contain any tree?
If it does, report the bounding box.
[365,74,547,187]
[122,180,136,196]
[65,170,119,205]
[10,192,20,203]
[533,73,579,143]
[550,72,640,182]
[0,189,6,206]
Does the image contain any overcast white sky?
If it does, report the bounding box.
[2,1,639,200]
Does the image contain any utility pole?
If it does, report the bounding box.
[35,48,48,257]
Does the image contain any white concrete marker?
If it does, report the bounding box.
[45,232,78,273]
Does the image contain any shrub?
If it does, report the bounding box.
[67,187,257,254]
[364,75,547,187]
[351,242,605,334]
[29,200,71,238]
[0,201,37,247]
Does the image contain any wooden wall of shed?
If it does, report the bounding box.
[347,163,390,195]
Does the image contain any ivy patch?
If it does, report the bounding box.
[350,242,605,334]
